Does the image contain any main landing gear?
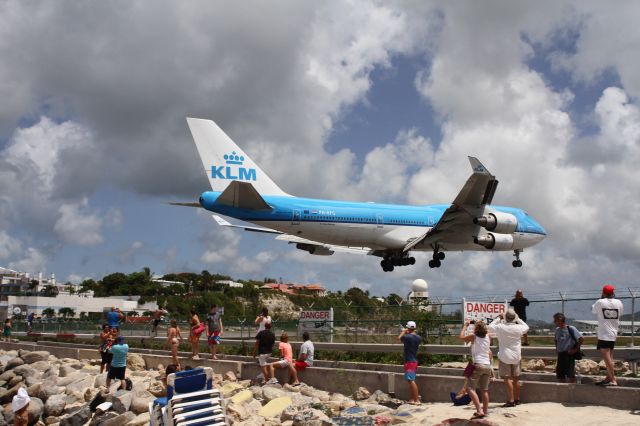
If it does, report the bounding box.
[380,256,416,272]
[512,249,523,268]
[428,249,445,268]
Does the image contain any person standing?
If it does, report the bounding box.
[255,308,272,332]
[553,313,584,383]
[151,306,167,336]
[459,320,492,420]
[488,309,529,407]
[26,313,35,334]
[592,284,624,387]
[3,318,12,342]
[189,308,204,360]
[253,321,276,384]
[106,336,129,393]
[167,319,184,369]
[510,290,530,345]
[106,307,124,331]
[397,321,421,405]
[289,331,314,386]
[206,304,224,360]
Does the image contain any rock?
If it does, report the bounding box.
[4,358,24,371]
[13,365,38,379]
[58,365,77,378]
[31,361,50,372]
[66,391,85,405]
[27,397,44,425]
[262,386,287,402]
[147,380,165,397]
[576,359,599,375]
[101,412,136,426]
[292,408,332,426]
[435,361,468,369]
[25,376,40,387]
[258,396,292,418]
[227,402,250,421]
[89,411,118,425]
[57,372,89,387]
[42,365,59,379]
[44,416,60,425]
[283,383,301,392]
[108,391,133,414]
[22,351,50,364]
[60,406,91,426]
[130,391,154,415]
[526,359,546,371]
[224,371,237,382]
[615,361,629,373]
[126,354,146,371]
[220,382,244,398]
[8,375,23,387]
[94,374,107,389]
[27,382,41,398]
[359,403,392,415]
[231,389,253,405]
[249,386,263,400]
[354,387,371,400]
[280,405,298,422]
[0,371,15,382]
[0,384,22,404]
[126,412,150,426]
[290,393,314,409]
[38,386,62,402]
[45,394,67,417]
[66,375,94,395]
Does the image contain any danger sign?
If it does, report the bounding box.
[463,299,507,323]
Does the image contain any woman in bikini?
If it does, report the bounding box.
[189,309,204,360]
[167,319,183,368]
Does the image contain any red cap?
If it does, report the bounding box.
[602,284,615,296]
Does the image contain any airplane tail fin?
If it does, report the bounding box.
[186,118,289,196]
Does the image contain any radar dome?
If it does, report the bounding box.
[412,279,428,292]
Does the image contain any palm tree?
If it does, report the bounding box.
[42,308,55,318]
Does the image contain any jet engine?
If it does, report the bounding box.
[474,233,514,250]
[296,243,334,256]
[474,212,518,234]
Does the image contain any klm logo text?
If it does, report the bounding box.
[211,151,256,181]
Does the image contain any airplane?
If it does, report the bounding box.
[176,118,547,272]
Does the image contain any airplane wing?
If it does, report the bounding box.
[275,234,374,255]
[212,215,373,254]
[404,157,497,252]
[212,215,282,234]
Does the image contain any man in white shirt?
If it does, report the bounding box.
[488,309,529,407]
[592,284,624,387]
[289,331,315,386]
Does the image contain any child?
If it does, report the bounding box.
[99,324,114,374]
[106,336,129,393]
[167,319,184,369]
[267,332,292,384]
[11,388,30,426]
[3,318,12,342]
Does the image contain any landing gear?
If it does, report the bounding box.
[512,250,523,268]
[428,248,445,268]
[380,256,416,272]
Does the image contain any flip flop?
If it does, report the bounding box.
[471,412,486,420]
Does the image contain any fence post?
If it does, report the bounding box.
[629,288,636,347]
[559,292,566,315]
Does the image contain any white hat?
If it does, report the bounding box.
[405,321,417,329]
[12,387,30,412]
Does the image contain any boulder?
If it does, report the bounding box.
[262,386,286,402]
[292,408,332,426]
[525,359,546,371]
[58,365,76,378]
[227,402,250,421]
[42,365,59,379]
[126,354,146,371]
[94,374,107,389]
[220,382,244,398]
[4,358,24,371]
[280,405,298,422]
[31,361,50,372]
[66,375,94,395]
[224,371,237,382]
[57,372,89,387]
[13,365,38,379]
[130,390,155,415]
[353,387,371,400]
[89,411,118,425]
[27,397,44,425]
[101,411,136,426]
[22,351,50,364]
[24,376,40,387]
[60,406,91,426]
[231,389,253,405]
[26,383,41,398]
[8,375,23,387]
[38,386,62,403]
[126,412,151,426]
[576,359,599,375]
[0,371,15,382]
[0,384,22,404]
[108,391,133,414]
[258,396,292,418]
[45,394,67,417]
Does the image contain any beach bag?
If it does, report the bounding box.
[450,391,471,406]
[192,322,205,336]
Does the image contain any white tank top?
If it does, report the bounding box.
[471,335,491,365]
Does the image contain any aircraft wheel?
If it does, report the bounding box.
[512,260,523,268]
[516,260,522,267]
[409,257,416,265]
[434,259,441,268]
[428,259,436,268]
[438,252,445,260]
[388,265,394,272]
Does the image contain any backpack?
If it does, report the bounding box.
[89,392,106,412]
[117,377,133,391]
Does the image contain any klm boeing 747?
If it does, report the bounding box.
[177,118,546,272]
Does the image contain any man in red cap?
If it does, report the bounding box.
[591,284,624,386]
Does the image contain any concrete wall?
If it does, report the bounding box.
[2,341,640,410]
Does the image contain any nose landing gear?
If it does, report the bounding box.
[428,249,445,268]
[512,249,523,268]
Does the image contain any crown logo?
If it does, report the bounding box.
[224,151,244,165]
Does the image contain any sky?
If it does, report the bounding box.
[1,1,640,317]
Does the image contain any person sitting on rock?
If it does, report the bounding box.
[268,332,292,384]
[106,336,129,393]
[12,387,30,426]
